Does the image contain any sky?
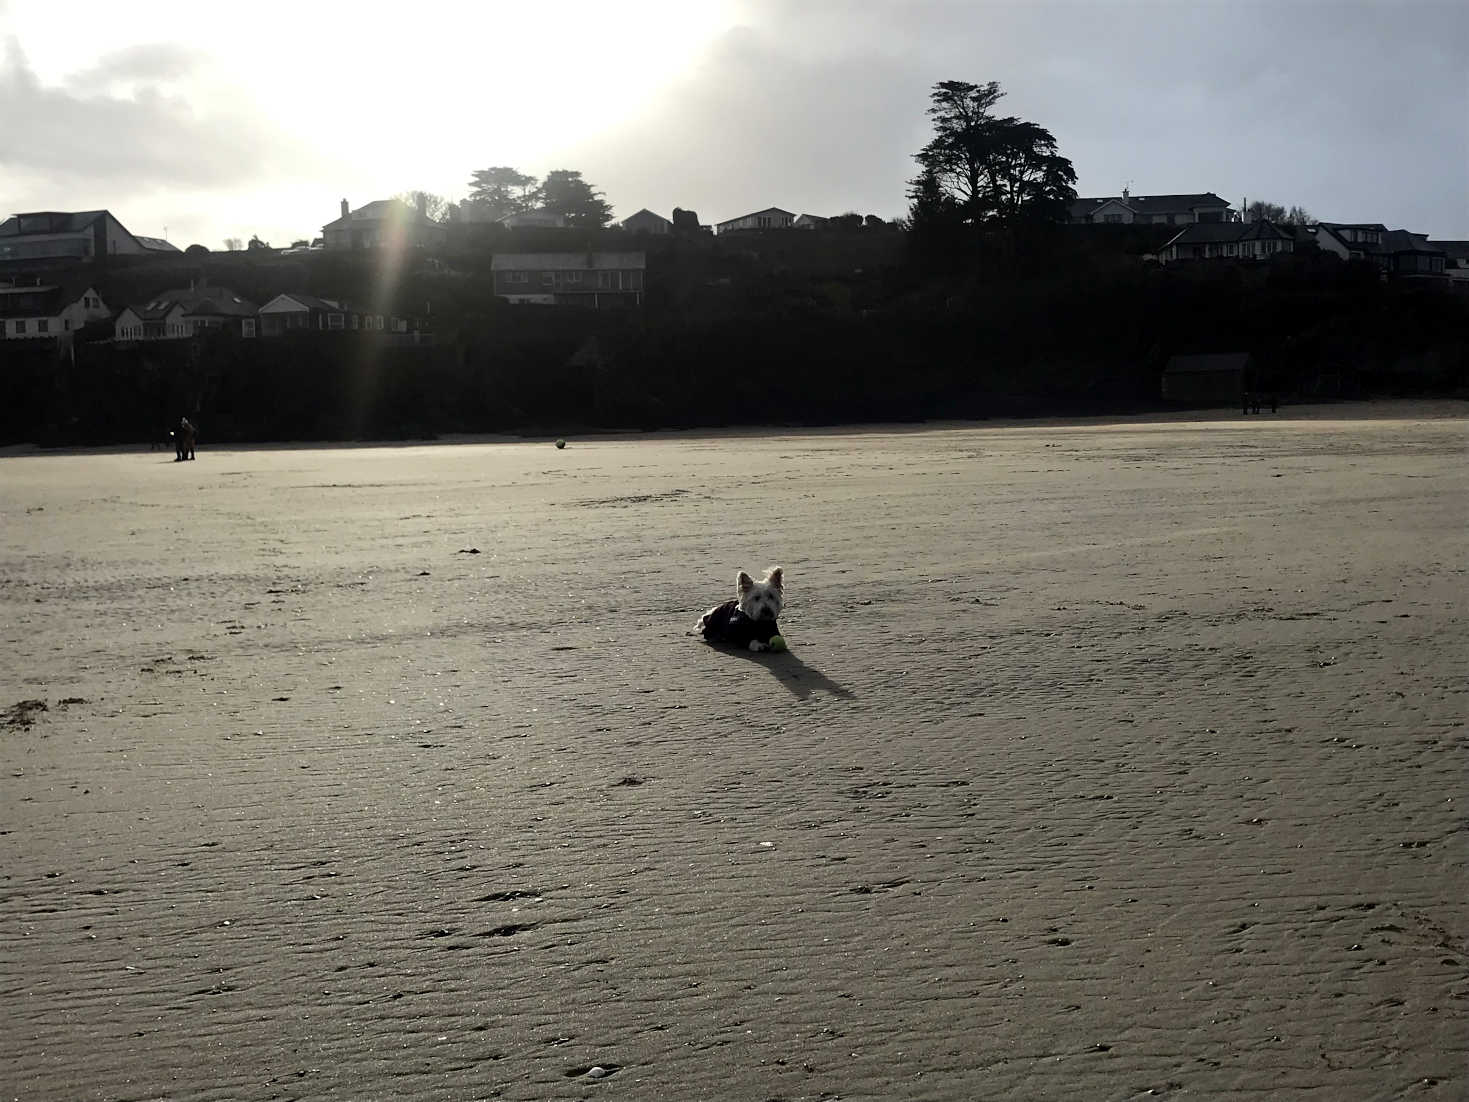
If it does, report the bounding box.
[2,0,1466,248]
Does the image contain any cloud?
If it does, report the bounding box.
[0,36,324,198]
[558,24,933,222]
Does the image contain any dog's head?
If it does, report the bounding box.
[736,566,784,622]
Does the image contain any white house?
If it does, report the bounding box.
[793,213,829,229]
[716,207,796,234]
[322,198,447,250]
[0,278,110,340]
[115,284,258,341]
[1069,190,1234,225]
[0,210,178,262]
[490,252,646,307]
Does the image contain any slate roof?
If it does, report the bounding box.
[1161,220,1294,248]
[129,286,258,319]
[134,236,181,253]
[1069,193,1232,220]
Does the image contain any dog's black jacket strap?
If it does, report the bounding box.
[700,600,779,647]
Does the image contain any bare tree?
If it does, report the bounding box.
[223,237,243,251]
[396,190,449,221]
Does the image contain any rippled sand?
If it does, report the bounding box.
[2,401,1465,1100]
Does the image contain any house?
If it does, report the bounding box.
[1156,220,1296,263]
[1313,223,1447,280]
[256,293,422,336]
[1161,353,1251,404]
[0,277,110,340]
[716,207,796,234]
[321,198,447,251]
[498,208,569,229]
[115,284,259,341]
[793,213,828,229]
[0,210,180,263]
[1428,240,1469,291]
[1069,190,1234,225]
[258,293,353,334]
[490,252,646,307]
[620,209,673,235]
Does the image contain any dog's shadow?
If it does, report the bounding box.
[708,642,853,700]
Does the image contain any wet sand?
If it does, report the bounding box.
[2,401,1465,1100]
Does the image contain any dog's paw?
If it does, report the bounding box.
[747,639,768,652]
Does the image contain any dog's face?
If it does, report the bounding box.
[737,567,784,622]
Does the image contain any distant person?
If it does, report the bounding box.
[1242,391,1251,416]
[1270,393,1279,414]
[176,417,196,461]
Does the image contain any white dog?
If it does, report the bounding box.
[696,567,785,651]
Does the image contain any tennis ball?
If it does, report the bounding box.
[768,635,787,652]
[555,438,566,449]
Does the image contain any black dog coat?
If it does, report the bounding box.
[699,600,780,648]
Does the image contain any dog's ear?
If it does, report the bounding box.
[765,567,783,590]
[737,571,755,595]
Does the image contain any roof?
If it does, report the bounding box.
[1380,229,1443,256]
[260,292,347,313]
[0,210,110,236]
[0,277,100,319]
[717,207,797,226]
[129,286,258,318]
[490,252,646,271]
[1070,193,1231,219]
[134,236,181,253]
[1160,220,1295,248]
[621,209,671,224]
[1164,353,1252,375]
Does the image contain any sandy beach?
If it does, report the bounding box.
[2,401,1465,1101]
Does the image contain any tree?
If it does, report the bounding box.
[247,235,270,250]
[540,169,613,228]
[912,80,1076,230]
[185,244,210,256]
[223,237,243,251]
[466,166,540,221]
[672,208,702,234]
[1246,200,1286,223]
[396,190,448,221]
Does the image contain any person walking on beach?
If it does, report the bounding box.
[176,417,196,461]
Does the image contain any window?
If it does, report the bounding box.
[328,313,344,329]
[507,271,528,283]
[626,271,644,291]
[242,318,256,337]
[64,319,71,330]
[375,316,384,330]
[351,314,359,329]
[563,271,583,284]
[16,320,26,334]
[541,272,555,287]
[596,271,620,290]
[1103,214,1123,224]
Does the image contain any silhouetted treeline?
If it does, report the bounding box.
[2,234,1465,447]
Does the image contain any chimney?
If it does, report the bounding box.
[341,198,350,219]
